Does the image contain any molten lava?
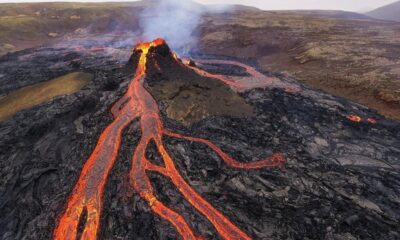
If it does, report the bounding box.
[184,59,300,93]
[54,38,288,240]
[348,115,362,123]
[347,114,378,124]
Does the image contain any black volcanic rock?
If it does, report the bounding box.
[141,42,255,126]
[128,40,173,65]
[0,44,399,240]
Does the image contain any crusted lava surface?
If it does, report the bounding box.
[0,41,400,240]
[132,41,255,126]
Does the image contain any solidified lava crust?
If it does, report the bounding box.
[54,39,287,240]
[0,39,399,240]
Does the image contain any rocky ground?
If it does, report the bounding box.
[0,41,399,240]
[1,2,400,121]
[198,9,400,121]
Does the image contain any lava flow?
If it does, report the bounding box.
[184,59,301,93]
[347,114,378,124]
[54,38,288,240]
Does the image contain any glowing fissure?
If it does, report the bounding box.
[347,114,377,124]
[186,59,301,93]
[54,38,286,240]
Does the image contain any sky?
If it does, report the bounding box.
[197,0,397,12]
[0,0,397,12]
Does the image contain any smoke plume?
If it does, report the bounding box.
[139,0,204,54]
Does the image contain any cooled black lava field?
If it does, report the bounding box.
[0,42,399,240]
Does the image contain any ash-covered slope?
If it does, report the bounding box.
[0,41,399,240]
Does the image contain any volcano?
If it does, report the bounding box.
[0,39,399,240]
[55,39,289,240]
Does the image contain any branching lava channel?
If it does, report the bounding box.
[54,38,289,240]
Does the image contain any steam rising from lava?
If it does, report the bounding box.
[139,0,204,54]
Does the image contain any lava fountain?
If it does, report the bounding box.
[54,38,296,240]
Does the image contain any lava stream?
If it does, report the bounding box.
[185,59,301,93]
[54,38,287,240]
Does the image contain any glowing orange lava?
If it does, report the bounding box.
[185,59,301,93]
[348,115,362,123]
[347,115,378,124]
[54,38,286,240]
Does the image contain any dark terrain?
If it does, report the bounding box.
[0,39,399,240]
[1,1,400,239]
[1,1,400,122]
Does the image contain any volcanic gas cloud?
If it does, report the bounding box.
[54,39,299,240]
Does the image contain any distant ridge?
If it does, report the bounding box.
[367,0,400,22]
[276,10,372,20]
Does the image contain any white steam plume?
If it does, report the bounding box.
[139,0,204,54]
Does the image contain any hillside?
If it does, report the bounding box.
[367,1,400,21]
[0,2,146,53]
[199,9,400,121]
[0,2,400,122]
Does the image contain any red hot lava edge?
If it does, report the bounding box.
[54,38,293,240]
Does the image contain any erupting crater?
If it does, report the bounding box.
[54,38,297,240]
